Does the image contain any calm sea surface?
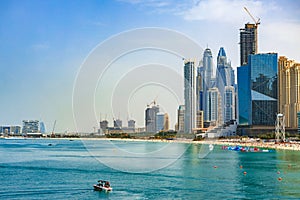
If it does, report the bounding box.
[0,139,300,199]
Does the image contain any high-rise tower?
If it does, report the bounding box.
[278,56,300,128]
[216,47,235,88]
[177,105,185,133]
[145,104,159,133]
[216,47,235,123]
[240,23,258,66]
[184,60,197,133]
[201,48,214,121]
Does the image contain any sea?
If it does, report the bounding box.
[0,138,299,199]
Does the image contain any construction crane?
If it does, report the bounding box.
[244,7,260,26]
[147,96,158,107]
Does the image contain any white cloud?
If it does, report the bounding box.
[260,21,300,62]
[183,0,266,24]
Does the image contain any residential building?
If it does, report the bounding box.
[100,120,108,130]
[113,119,122,129]
[207,87,222,125]
[278,56,300,128]
[156,113,164,132]
[128,119,135,129]
[145,104,159,133]
[22,120,39,133]
[184,60,197,133]
[224,86,235,122]
[201,48,214,121]
[177,105,185,133]
[196,110,204,129]
[0,125,21,135]
[163,113,169,131]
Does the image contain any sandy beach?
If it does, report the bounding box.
[33,136,300,151]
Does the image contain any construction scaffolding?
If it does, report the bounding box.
[275,114,285,143]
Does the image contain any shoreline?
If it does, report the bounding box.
[2,136,300,151]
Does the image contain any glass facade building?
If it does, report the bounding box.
[207,87,221,123]
[156,113,164,133]
[201,49,214,121]
[216,47,235,123]
[237,53,278,126]
[237,65,251,125]
[177,105,185,133]
[184,61,197,133]
[145,105,159,133]
[0,125,21,135]
[224,86,235,122]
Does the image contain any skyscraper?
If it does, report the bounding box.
[207,87,222,124]
[224,86,235,122]
[177,105,185,133]
[278,56,300,128]
[216,47,235,123]
[145,104,159,133]
[203,48,214,88]
[240,23,258,66]
[156,113,165,133]
[184,60,197,133]
[216,47,235,88]
[163,113,169,131]
[201,48,214,121]
[237,53,278,126]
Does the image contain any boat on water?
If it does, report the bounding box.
[222,145,274,152]
[93,180,112,192]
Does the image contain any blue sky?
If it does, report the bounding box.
[1,0,299,132]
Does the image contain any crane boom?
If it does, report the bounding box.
[244,7,260,25]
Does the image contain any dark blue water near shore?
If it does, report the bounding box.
[0,139,300,199]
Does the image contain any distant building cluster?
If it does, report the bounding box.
[181,46,236,135]
[98,118,136,135]
[96,18,299,137]
[0,120,46,137]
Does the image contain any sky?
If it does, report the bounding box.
[0,0,299,133]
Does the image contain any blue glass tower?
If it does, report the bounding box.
[237,53,278,126]
[216,47,235,123]
[201,48,213,121]
[216,47,235,88]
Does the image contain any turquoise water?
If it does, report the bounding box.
[0,139,300,199]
